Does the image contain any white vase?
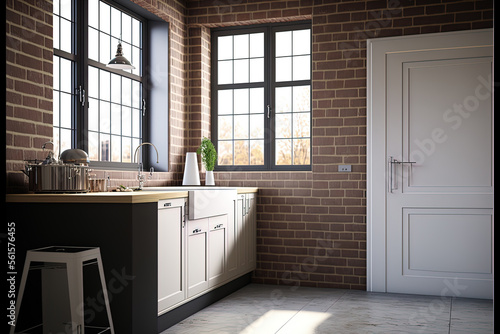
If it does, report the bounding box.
[182,152,200,186]
[205,170,215,186]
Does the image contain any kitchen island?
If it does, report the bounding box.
[6,187,257,334]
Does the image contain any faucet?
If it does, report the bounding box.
[133,142,159,190]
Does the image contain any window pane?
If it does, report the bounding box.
[218,60,233,84]
[293,29,310,55]
[89,0,99,28]
[276,31,292,57]
[111,74,121,104]
[234,115,249,139]
[100,101,110,133]
[250,58,264,82]
[276,139,291,165]
[250,140,264,165]
[60,92,72,128]
[99,32,110,64]
[250,33,264,58]
[122,77,132,106]
[233,89,249,114]
[132,109,141,138]
[218,90,233,115]
[276,114,291,139]
[88,67,99,98]
[276,87,292,113]
[293,139,310,165]
[218,116,233,140]
[249,88,264,114]
[53,91,60,126]
[88,98,99,131]
[293,85,311,112]
[111,104,121,135]
[99,1,110,34]
[234,140,249,165]
[250,114,264,139]
[276,57,292,82]
[293,112,310,138]
[122,137,132,163]
[88,28,99,61]
[101,134,110,161]
[60,128,72,153]
[111,135,121,162]
[60,19,72,53]
[111,7,121,39]
[218,36,233,60]
[132,81,141,108]
[122,107,131,136]
[53,18,60,50]
[233,59,249,84]
[88,132,99,160]
[293,55,310,81]
[99,70,110,101]
[218,141,233,165]
[233,34,249,59]
[53,56,60,91]
[60,58,72,93]
[132,18,141,47]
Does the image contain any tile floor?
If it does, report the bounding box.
[162,284,493,334]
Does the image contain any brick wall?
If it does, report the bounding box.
[185,0,493,289]
[6,0,54,192]
[5,0,493,288]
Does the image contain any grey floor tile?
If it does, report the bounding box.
[162,284,493,334]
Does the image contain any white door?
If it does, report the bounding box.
[367,29,493,299]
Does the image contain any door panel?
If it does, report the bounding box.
[404,58,493,190]
[385,41,493,299]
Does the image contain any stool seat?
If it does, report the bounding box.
[10,246,115,334]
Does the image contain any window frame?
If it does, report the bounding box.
[53,0,150,170]
[211,21,312,172]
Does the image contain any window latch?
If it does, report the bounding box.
[142,99,146,117]
[267,104,271,119]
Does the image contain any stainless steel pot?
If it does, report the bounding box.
[25,163,90,193]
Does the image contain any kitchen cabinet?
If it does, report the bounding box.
[158,198,187,314]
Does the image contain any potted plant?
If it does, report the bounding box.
[196,137,217,186]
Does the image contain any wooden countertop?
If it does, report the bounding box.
[5,187,258,204]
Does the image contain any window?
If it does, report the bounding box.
[53,0,146,168]
[212,22,311,171]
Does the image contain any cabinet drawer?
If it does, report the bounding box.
[158,198,185,210]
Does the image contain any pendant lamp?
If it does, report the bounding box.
[107,42,135,70]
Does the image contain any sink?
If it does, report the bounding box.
[143,186,237,219]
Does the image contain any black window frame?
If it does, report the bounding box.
[211,21,312,172]
[53,0,154,171]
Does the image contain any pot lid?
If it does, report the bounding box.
[60,149,89,164]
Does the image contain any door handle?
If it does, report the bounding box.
[389,157,416,193]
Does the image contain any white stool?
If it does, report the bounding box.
[11,246,115,334]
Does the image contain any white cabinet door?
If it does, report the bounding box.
[208,215,227,287]
[158,198,186,314]
[187,218,209,297]
[236,194,247,273]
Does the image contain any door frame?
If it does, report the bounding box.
[366,29,494,293]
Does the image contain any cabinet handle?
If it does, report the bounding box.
[164,202,172,207]
[193,228,201,233]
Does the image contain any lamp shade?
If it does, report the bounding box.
[182,152,201,186]
[107,43,135,70]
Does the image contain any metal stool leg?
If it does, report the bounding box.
[96,253,115,334]
[66,260,84,333]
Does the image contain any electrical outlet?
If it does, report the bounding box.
[338,165,351,172]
